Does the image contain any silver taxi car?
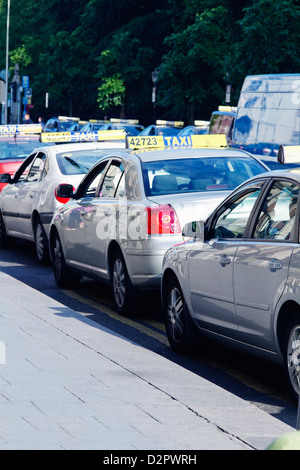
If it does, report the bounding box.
[0,131,126,263]
[161,145,300,400]
[49,135,269,314]
[0,123,50,192]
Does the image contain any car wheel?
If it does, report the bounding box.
[111,249,134,315]
[35,219,50,265]
[163,275,198,353]
[52,231,81,288]
[284,313,300,401]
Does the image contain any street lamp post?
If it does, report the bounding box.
[151,68,159,122]
[4,0,10,124]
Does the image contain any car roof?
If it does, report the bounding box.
[248,167,300,182]
[128,146,266,163]
[57,141,268,167]
[28,141,127,156]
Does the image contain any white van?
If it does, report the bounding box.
[231,74,300,168]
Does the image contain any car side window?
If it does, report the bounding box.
[26,153,47,182]
[84,172,105,197]
[82,161,108,197]
[100,161,124,198]
[211,181,265,239]
[253,180,299,240]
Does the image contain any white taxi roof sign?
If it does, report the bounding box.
[110,118,139,124]
[126,134,228,150]
[0,124,42,135]
[40,129,126,143]
[58,116,80,122]
[194,120,210,126]
[217,106,237,113]
[155,119,184,128]
[278,145,300,164]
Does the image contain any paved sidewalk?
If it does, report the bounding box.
[0,270,295,450]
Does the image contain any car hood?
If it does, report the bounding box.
[146,190,231,226]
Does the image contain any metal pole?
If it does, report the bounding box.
[5,0,10,124]
[297,390,300,430]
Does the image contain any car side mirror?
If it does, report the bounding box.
[182,220,205,242]
[55,183,75,199]
[0,173,12,184]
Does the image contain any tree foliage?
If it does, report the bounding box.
[0,0,300,123]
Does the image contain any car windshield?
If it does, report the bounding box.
[59,121,75,131]
[0,136,51,160]
[80,123,104,132]
[115,125,141,135]
[56,149,108,175]
[142,156,266,196]
[140,126,181,136]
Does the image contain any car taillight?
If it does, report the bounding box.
[146,204,181,234]
[55,185,75,204]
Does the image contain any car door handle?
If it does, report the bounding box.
[269,259,283,271]
[219,254,231,267]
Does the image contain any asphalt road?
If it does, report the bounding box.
[0,238,298,429]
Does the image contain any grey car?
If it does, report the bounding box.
[161,166,300,400]
[0,139,126,263]
[49,146,268,315]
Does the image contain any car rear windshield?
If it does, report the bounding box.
[0,136,51,161]
[56,149,107,175]
[142,157,266,196]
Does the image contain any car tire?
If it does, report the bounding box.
[52,231,81,288]
[35,219,50,265]
[283,313,300,401]
[111,249,135,315]
[0,213,11,248]
[163,275,198,353]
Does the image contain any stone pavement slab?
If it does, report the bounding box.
[0,271,295,450]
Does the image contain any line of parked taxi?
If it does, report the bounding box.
[0,123,300,401]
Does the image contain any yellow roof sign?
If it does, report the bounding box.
[126,134,228,149]
[0,124,42,135]
[40,129,126,143]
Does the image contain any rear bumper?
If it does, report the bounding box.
[122,236,183,289]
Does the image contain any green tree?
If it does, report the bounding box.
[159,4,238,122]
[231,0,300,90]
[95,6,170,119]
[1,0,300,124]
[97,74,125,112]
